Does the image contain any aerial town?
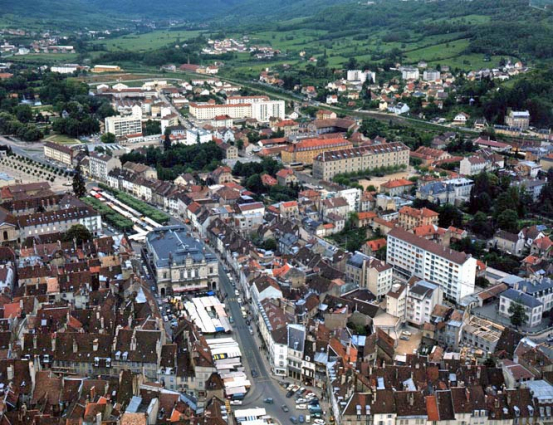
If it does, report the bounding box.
[0,0,552,424]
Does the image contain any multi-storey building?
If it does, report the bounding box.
[312,142,410,180]
[145,225,219,296]
[345,251,393,297]
[387,227,477,303]
[17,201,102,238]
[406,280,443,326]
[189,98,285,122]
[282,137,354,166]
[505,110,530,130]
[397,206,439,230]
[43,141,73,166]
[88,152,121,182]
[104,105,142,137]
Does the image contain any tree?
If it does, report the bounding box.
[497,209,519,233]
[72,166,86,198]
[62,224,92,244]
[101,132,116,144]
[15,104,33,123]
[236,139,244,151]
[508,300,528,328]
[144,119,161,136]
[163,132,172,151]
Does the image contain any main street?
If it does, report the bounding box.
[216,265,298,422]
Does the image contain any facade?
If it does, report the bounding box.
[499,289,543,327]
[423,69,440,81]
[145,226,219,296]
[88,152,122,182]
[43,141,73,166]
[312,142,410,180]
[18,205,102,238]
[104,106,142,137]
[186,128,212,145]
[397,206,439,230]
[189,99,285,122]
[387,227,477,303]
[505,110,530,130]
[346,251,393,297]
[406,280,443,326]
[386,283,407,322]
[281,137,353,165]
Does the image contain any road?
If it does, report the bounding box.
[216,262,298,423]
[159,92,191,129]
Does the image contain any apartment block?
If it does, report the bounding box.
[397,206,439,230]
[346,251,393,297]
[104,105,142,137]
[281,137,353,165]
[189,98,285,122]
[312,142,410,180]
[386,227,477,303]
[406,280,443,326]
[89,152,122,182]
[43,141,73,166]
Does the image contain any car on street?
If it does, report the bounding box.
[297,404,307,410]
[400,336,410,341]
[230,400,242,405]
[290,417,297,424]
[229,316,234,324]
[251,369,258,378]
[163,315,168,322]
[235,289,239,296]
[281,381,290,388]
[308,400,319,406]
[299,415,305,423]
[237,297,242,303]
[314,419,325,424]
[296,398,307,404]
[402,331,412,336]
[547,335,553,342]
[286,391,295,398]
[263,398,274,404]
[248,326,254,335]
[282,405,290,412]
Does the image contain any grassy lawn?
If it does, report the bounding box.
[46,134,81,145]
[404,39,470,63]
[91,29,204,52]
[9,52,79,64]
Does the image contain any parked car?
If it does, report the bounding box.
[163,315,168,322]
[264,398,274,404]
[402,331,412,336]
[282,404,290,412]
[281,382,290,388]
[314,419,325,424]
[286,391,295,398]
[230,400,242,405]
[235,289,240,296]
[249,326,254,335]
[400,336,410,341]
[229,316,234,324]
[237,297,242,303]
[308,400,319,406]
[251,369,258,378]
[299,415,305,423]
[297,404,308,410]
[296,399,307,404]
[290,416,298,424]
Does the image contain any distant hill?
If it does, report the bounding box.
[0,0,354,26]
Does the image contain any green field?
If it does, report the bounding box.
[91,29,204,52]
[46,134,81,145]
[9,53,79,64]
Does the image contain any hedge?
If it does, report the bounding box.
[97,183,170,224]
[82,197,134,232]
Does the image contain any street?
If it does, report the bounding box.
[216,263,299,423]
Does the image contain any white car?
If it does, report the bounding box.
[296,399,307,404]
[296,404,308,410]
[314,420,325,424]
[402,331,412,336]
[235,289,240,296]
[230,400,243,405]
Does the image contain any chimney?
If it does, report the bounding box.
[409,393,414,406]
[100,316,105,330]
[466,388,470,402]
[476,367,481,380]
[33,334,37,350]
[7,365,14,381]
[93,338,99,352]
[51,335,56,352]
[494,398,499,409]
[73,338,78,353]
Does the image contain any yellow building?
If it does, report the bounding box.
[281,137,353,165]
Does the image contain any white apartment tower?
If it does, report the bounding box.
[386,227,476,303]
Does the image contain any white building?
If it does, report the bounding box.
[401,67,420,80]
[251,100,286,122]
[406,280,443,326]
[499,289,543,327]
[186,128,212,145]
[258,299,289,376]
[104,105,142,137]
[346,69,376,84]
[386,227,477,303]
[89,152,122,182]
[422,69,440,81]
[51,64,79,74]
[386,283,407,323]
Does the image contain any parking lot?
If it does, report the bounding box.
[395,327,422,355]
